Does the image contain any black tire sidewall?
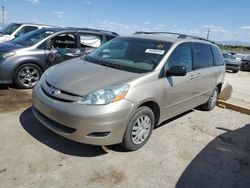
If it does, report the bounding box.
[122,106,155,151]
[13,63,42,89]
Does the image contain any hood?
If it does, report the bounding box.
[0,42,24,52]
[45,58,141,96]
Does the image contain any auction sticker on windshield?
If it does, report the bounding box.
[145,49,165,55]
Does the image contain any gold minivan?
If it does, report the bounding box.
[33,32,225,151]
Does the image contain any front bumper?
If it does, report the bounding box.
[0,58,15,84]
[226,64,240,71]
[241,62,250,71]
[32,83,136,146]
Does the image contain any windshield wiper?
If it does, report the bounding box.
[100,62,123,70]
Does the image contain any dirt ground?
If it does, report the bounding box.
[0,72,249,188]
[224,71,250,108]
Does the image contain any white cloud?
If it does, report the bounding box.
[202,25,228,33]
[27,0,40,4]
[143,21,151,25]
[53,11,64,18]
[31,18,38,22]
[154,24,166,30]
[240,26,250,30]
[97,20,137,34]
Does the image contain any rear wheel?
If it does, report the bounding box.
[13,63,42,89]
[200,87,219,111]
[121,106,155,151]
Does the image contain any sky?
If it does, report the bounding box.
[1,0,250,42]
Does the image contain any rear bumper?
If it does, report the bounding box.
[32,83,136,146]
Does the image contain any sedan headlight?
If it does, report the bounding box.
[75,84,130,105]
[0,51,15,59]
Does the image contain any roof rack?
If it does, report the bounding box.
[66,27,119,36]
[134,31,215,44]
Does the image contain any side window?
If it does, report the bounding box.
[193,43,213,69]
[106,35,116,42]
[15,26,38,37]
[51,33,77,49]
[211,46,224,66]
[166,43,193,72]
[80,34,101,48]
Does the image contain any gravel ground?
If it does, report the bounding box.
[0,72,249,188]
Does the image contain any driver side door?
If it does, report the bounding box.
[162,43,197,120]
[45,32,80,67]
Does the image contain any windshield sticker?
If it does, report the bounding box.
[145,49,165,55]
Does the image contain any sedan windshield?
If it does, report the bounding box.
[10,28,55,47]
[86,37,172,73]
[0,23,21,35]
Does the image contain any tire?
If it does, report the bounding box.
[121,106,155,151]
[232,70,238,73]
[13,63,42,89]
[200,87,219,111]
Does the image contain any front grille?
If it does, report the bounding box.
[41,81,81,102]
[226,64,239,67]
[34,108,76,134]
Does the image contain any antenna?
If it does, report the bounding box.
[1,5,4,27]
[206,29,210,39]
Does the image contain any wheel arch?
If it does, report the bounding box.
[138,100,161,127]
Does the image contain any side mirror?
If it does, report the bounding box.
[166,65,187,77]
[14,32,21,38]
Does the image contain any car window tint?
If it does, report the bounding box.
[193,43,213,69]
[166,43,192,72]
[211,46,224,66]
[80,34,101,48]
[52,34,77,49]
[15,26,38,37]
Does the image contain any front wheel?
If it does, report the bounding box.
[200,87,219,111]
[121,106,155,151]
[13,64,42,89]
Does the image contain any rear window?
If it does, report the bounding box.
[211,46,224,66]
[193,43,213,69]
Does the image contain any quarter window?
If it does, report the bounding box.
[193,43,213,69]
[80,34,101,48]
[166,43,193,72]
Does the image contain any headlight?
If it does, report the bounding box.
[75,84,130,105]
[0,51,15,58]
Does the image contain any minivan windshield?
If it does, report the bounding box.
[86,37,172,73]
[0,23,21,35]
[10,28,55,47]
